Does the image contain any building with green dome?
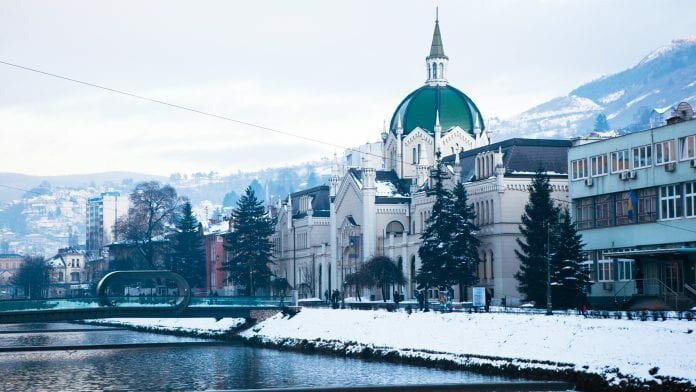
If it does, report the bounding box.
[273,16,570,309]
[383,17,491,181]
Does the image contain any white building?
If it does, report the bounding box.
[272,17,571,306]
[86,191,129,254]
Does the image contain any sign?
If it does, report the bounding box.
[472,287,486,307]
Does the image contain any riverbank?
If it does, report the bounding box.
[84,317,248,338]
[88,309,696,391]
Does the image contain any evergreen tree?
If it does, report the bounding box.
[449,183,480,290]
[223,186,275,295]
[13,256,50,299]
[416,162,455,293]
[594,113,610,132]
[514,169,559,307]
[170,201,206,288]
[551,209,592,309]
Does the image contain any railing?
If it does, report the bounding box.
[611,278,691,311]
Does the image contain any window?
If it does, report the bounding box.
[575,198,593,230]
[611,149,630,173]
[654,140,676,165]
[637,188,657,223]
[597,258,613,282]
[580,252,595,283]
[680,135,696,161]
[70,272,80,282]
[595,196,612,227]
[433,63,438,79]
[417,144,422,164]
[685,182,696,218]
[412,148,417,164]
[489,251,494,280]
[590,154,609,177]
[632,145,652,169]
[616,259,634,281]
[58,272,64,282]
[571,159,588,180]
[660,184,682,220]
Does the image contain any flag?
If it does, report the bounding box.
[348,235,361,260]
[627,190,638,223]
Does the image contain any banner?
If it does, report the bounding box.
[348,235,361,260]
[472,287,486,307]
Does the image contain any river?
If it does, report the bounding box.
[0,322,524,391]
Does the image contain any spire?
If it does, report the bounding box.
[428,15,446,59]
[434,110,442,155]
[425,12,449,85]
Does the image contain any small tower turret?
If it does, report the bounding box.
[425,11,449,87]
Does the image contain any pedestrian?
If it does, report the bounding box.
[393,290,400,310]
[324,290,329,304]
[582,303,588,318]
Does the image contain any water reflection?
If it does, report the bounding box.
[0,324,519,391]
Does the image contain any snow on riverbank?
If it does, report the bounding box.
[241,308,696,387]
[86,317,246,337]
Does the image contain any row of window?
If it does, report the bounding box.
[474,199,495,226]
[574,181,696,229]
[477,250,495,280]
[571,134,696,180]
[56,271,81,282]
[581,250,635,283]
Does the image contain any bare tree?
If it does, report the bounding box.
[12,256,51,299]
[297,259,316,299]
[114,182,183,269]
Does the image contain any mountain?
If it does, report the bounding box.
[494,36,696,139]
[0,171,168,204]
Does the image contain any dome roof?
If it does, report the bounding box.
[389,84,485,137]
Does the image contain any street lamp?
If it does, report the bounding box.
[546,220,552,316]
[546,213,566,316]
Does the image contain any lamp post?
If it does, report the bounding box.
[546,220,552,316]
[546,213,565,316]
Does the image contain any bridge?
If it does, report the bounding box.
[0,271,291,323]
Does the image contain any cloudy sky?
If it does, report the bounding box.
[1,0,694,176]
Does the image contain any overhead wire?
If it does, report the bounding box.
[0,59,421,170]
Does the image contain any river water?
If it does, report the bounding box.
[0,323,520,391]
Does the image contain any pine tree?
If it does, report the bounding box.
[170,201,206,288]
[449,183,480,290]
[416,162,455,293]
[514,169,559,307]
[551,209,591,309]
[223,186,275,295]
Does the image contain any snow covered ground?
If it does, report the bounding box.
[87,309,696,388]
[241,308,696,387]
[86,317,246,337]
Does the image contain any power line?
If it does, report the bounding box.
[0,59,420,170]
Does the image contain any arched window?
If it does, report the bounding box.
[417,144,422,163]
[386,221,405,235]
[428,64,431,79]
[482,252,488,280]
[439,62,444,78]
[433,63,438,79]
[490,200,494,224]
[58,271,64,282]
[412,148,417,164]
[484,201,488,225]
[489,251,495,280]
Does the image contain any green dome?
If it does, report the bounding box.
[389,85,485,136]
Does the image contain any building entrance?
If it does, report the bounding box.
[660,260,683,293]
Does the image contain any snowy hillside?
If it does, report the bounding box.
[494,36,696,139]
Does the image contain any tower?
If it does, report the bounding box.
[425,13,449,86]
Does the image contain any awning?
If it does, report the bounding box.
[603,247,696,258]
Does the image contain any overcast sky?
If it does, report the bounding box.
[1,0,694,176]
